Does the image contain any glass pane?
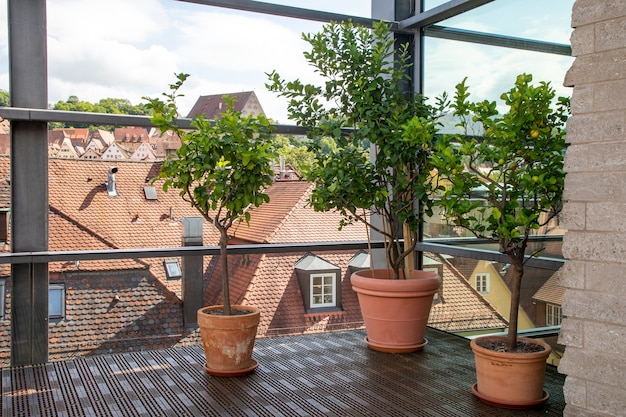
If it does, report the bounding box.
[49,288,63,317]
[423,38,573,114]
[424,0,574,43]
[267,0,371,18]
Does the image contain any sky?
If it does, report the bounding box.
[0,0,574,124]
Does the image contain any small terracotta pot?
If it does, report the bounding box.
[471,335,552,409]
[350,269,441,353]
[198,305,260,376]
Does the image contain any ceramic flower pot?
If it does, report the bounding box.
[350,269,441,353]
[197,305,260,376]
[470,335,552,409]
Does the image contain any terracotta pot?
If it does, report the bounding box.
[470,335,552,409]
[350,269,441,353]
[197,305,260,376]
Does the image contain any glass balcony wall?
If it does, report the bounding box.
[0,0,573,366]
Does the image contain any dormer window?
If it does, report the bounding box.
[294,253,342,312]
[310,273,336,308]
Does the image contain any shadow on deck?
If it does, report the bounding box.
[1,328,564,416]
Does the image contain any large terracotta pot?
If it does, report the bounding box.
[470,335,552,409]
[197,305,260,377]
[350,269,441,353]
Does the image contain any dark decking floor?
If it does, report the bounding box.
[1,328,565,417]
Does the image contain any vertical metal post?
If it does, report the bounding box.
[8,0,50,365]
[371,0,424,270]
[181,217,204,327]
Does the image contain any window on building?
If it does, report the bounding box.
[310,273,336,308]
[49,284,66,319]
[475,273,490,294]
[0,210,8,243]
[546,303,562,326]
[164,259,182,279]
[0,279,6,320]
[294,253,342,312]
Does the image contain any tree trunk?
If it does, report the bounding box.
[506,256,524,351]
[220,229,231,315]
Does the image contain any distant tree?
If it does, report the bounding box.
[0,90,9,107]
[272,134,315,176]
[50,96,150,130]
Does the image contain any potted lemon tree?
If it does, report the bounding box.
[145,73,276,376]
[432,74,569,407]
[267,21,445,353]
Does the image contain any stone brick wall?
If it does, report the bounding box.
[559,1,626,416]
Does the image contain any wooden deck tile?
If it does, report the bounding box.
[1,328,565,416]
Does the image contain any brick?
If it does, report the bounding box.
[587,381,626,416]
[596,16,626,52]
[569,84,594,114]
[593,80,626,112]
[564,231,626,263]
[562,376,587,409]
[565,50,626,87]
[569,24,595,57]
[571,0,626,27]
[584,321,626,352]
[564,404,613,417]
[563,287,626,325]
[558,317,584,348]
[559,347,626,390]
[586,262,626,296]
[565,112,625,144]
[586,202,626,231]
[563,173,626,202]
[560,260,585,289]
[588,142,626,172]
[564,144,589,173]
[560,202,586,230]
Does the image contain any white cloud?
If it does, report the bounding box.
[1,0,574,123]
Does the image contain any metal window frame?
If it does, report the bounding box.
[2,0,571,365]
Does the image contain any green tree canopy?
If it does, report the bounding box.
[50,96,150,130]
[0,90,9,107]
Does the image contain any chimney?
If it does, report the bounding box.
[181,217,204,326]
[106,167,118,197]
[279,155,286,180]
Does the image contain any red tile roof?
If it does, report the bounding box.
[427,253,508,331]
[204,251,364,336]
[113,127,149,143]
[186,91,264,119]
[533,270,565,305]
[231,181,367,244]
[1,154,508,345]
[48,208,147,273]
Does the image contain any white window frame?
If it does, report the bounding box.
[310,273,336,308]
[546,303,562,326]
[49,283,66,319]
[475,273,490,295]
